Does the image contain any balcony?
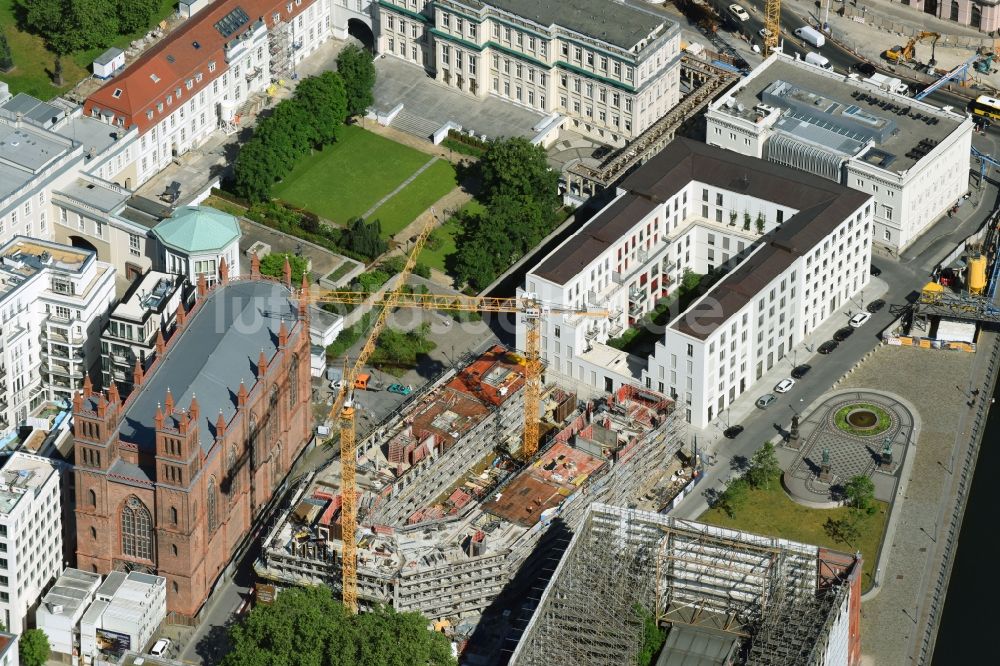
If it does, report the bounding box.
[43,328,84,345]
[42,347,84,362]
[48,363,84,379]
[608,322,624,337]
[245,66,263,82]
[628,287,644,303]
[629,301,643,317]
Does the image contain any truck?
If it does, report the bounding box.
[864,73,909,96]
[794,26,825,49]
[354,373,382,391]
[804,52,832,70]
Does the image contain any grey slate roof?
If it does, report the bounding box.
[530,138,870,340]
[463,0,668,50]
[117,280,301,453]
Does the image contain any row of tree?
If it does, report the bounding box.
[715,442,781,517]
[18,0,164,83]
[233,45,375,204]
[221,585,455,666]
[450,137,561,291]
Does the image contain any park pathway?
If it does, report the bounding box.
[362,157,439,219]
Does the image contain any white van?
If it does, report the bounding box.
[794,26,826,49]
[804,52,832,70]
[865,73,909,96]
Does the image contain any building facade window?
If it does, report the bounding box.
[207,476,218,533]
[121,496,153,560]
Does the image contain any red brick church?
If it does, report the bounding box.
[73,263,312,620]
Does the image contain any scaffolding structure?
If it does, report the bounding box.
[509,505,860,666]
[269,18,292,82]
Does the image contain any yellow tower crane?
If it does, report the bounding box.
[305,262,606,613]
[764,0,781,57]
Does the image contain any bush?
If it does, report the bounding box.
[326,313,372,360]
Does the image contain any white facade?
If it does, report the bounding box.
[0,453,63,634]
[100,272,190,394]
[0,237,116,430]
[79,571,167,663]
[376,0,682,145]
[0,631,18,666]
[705,52,973,252]
[35,568,103,659]
[519,139,873,428]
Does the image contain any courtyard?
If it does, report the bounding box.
[272,124,458,236]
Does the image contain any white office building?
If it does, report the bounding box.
[519,139,873,428]
[35,568,103,660]
[100,271,191,396]
[80,571,167,664]
[705,52,973,252]
[0,452,63,634]
[0,631,17,666]
[0,237,116,430]
[376,0,682,145]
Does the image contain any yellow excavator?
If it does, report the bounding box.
[885,31,941,66]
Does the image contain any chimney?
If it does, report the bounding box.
[237,380,248,408]
[278,320,288,348]
[283,255,292,288]
[155,329,165,356]
[164,387,174,417]
[189,394,200,422]
[155,403,164,430]
[257,349,268,378]
[108,381,120,406]
[219,256,229,284]
[197,272,207,298]
[176,299,187,328]
[133,358,144,387]
[83,375,93,398]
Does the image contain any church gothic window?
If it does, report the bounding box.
[207,476,219,533]
[121,496,153,560]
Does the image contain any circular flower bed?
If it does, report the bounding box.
[833,403,893,437]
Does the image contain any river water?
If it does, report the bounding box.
[930,381,998,663]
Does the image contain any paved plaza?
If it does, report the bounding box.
[783,390,916,505]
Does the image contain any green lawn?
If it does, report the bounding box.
[699,482,887,592]
[0,0,176,99]
[273,124,434,225]
[418,200,484,273]
[366,159,457,236]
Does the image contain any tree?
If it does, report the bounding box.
[19,629,50,666]
[716,477,749,518]
[222,585,454,666]
[0,32,14,71]
[371,323,437,372]
[293,71,348,145]
[742,211,751,231]
[343,217,387,260]
[259,252,308,284]
[842,475,877,515]
[479,137,560,212]
[450,208,515,291]
[232,140,278,203]
[116,0,159,33]
[755,213,765,234]
[336,43,377,118]
[746,441,781,489]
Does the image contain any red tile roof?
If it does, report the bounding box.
[85,0,317,133]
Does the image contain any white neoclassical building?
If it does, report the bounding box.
[519,139,873,428]
[375,0,682,145]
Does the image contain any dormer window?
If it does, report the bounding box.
[112,88,123,98]
[175,87,182,97]
[195,73,203,83]
[146,110,154,120]
[186,79,193,89]
[166,95,172,105]
[208,61,217,72]
[150,73,160,83]
[157,102,164,112]
[286,3,292,13]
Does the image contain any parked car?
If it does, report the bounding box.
[150,639,171,657]
[818,340,839,354]
[850,312,873,328]
[387,384,413,395]
[775,378,795,393]
[853,61,877,77]
[756,393,778,409]
[867,299,886,313]
[329,379,344,391]
[724,425,745,439]
[870,264,882,277]
[758,27,774,40]
[834,326,855,341]
[791,364,812,379]
[729,3,750,21]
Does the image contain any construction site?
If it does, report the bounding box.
[509,504,863,666]
[255,345,688,637]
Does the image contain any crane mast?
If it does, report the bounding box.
[764,0,781,57]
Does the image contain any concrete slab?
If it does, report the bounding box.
[372,56,545,140]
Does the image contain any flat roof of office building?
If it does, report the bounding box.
[461,0,672,50]
[718,56,963,174]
